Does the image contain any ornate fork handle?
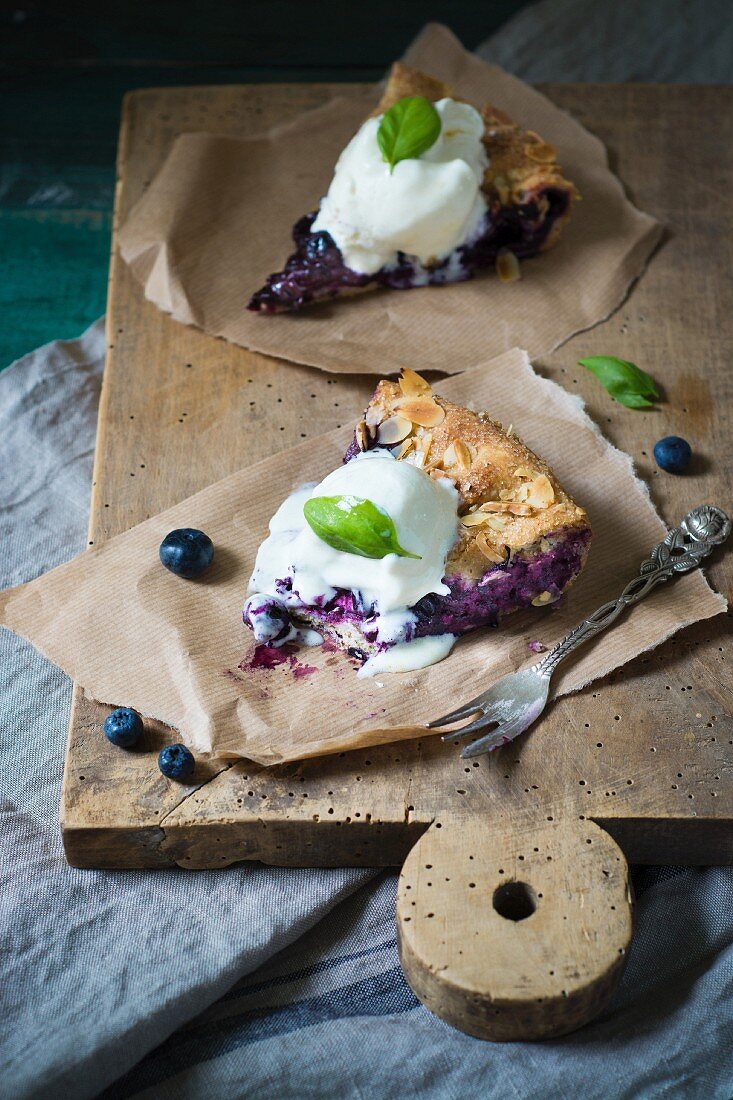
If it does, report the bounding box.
[535,505,731,681]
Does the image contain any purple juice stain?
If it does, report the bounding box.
[242,644,295,670]
[239,644,318,679]
[293,662,318,679]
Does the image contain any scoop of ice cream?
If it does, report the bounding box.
[311,98,488,275]
[248,450,459,643]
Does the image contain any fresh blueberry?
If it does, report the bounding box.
[304,232,332,260]
[159,528,214,578]
[158,744,195,781]
[653,436,692,474]
[412,594,440,622]
[104,707,144,748]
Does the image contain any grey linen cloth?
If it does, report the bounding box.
[0,322,373,1098]
[2,325,733,1100]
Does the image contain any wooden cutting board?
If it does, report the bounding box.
[60,82,732,1042]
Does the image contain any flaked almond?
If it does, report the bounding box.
[526,474,555,509]
[419,433,433,467]
[355,420,368,452]
[410,447,426,469]
[525,140,557,164]
[479,501,512,513]
[399,367,432,399]
[492,174,510,204]
[516,483,531,503]
[429,468,453,482]
[508,503,534,516]
[486,515,508,531]
[365,404,382,430]
[443,442,457,468]
[397,396,446,428]
[475,530,507,563]
[496,250,521,283]
[452,439,471,470]
[460,511,491,527]
[395,437,415,461]
[532,590,556,607]
[377,415,412,446]
[514,467,534,479]
[498,488,514,501]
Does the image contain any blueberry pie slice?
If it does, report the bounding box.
[248,63,578,313]
[245,370,591,676]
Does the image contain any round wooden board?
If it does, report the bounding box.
[397,817,632,1039]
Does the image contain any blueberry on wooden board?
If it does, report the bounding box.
[158,744,195,780]
[159,528,214,578]
[104,707,144,748]
[653,436,692,474]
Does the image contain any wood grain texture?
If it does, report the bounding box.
[60,82,732,1039]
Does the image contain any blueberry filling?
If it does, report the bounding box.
[248,189,571,313]
[243,528,590,655]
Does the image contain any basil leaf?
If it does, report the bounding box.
[377,96,441,173]
[578,356,660,410]
[303,496,421,560]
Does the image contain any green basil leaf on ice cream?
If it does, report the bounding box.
[304,495,422,560]
[377,96,442,173]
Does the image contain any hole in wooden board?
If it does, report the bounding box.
[493,881,537,922]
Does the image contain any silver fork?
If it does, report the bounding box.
[427,505,730,759]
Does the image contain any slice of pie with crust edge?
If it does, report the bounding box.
[244,369,591,669]
[248,63,579,313]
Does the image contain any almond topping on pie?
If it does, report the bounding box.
[449,439,471,471]
[486,515,509,531]
[399,367,432,399]
[524,140,558,164]
[396,396,446,428]
[475,530,507,563]
[460,510,492,527]
[496,250,521,283]
[377,415,412,445]
[525,474,555,509]
[355,420,369,452]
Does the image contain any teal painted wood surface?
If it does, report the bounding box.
[0,2,530,368]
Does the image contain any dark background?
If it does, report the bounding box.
[0,1,535,365]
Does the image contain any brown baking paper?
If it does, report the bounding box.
[118,23,663,376]
[0,350,725,766]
